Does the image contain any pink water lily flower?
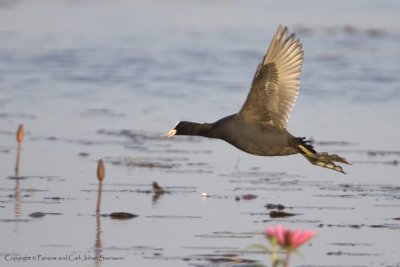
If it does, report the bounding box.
[266,224,316,249]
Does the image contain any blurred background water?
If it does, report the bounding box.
[1,1,400,267]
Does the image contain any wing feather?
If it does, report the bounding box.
[239,25,304,129]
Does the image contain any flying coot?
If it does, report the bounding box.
[166,25,349,173]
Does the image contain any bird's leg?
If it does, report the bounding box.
[297,144,350,174]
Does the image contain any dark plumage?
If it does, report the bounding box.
[166,25,349,173]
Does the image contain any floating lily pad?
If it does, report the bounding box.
[241,194,257,200]
[265,203,286,210]
[29,212,46,218]
[269,210,295,218]
[109,212,138,220]
[29,212,63,218]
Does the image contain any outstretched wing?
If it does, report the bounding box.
[238,25,304,130]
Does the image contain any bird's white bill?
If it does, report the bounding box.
[165,129,177,138]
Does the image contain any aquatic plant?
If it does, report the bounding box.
[265,225,316,250]
[15,123,24,176]
[251,224,316,267]
[96,159,105,212]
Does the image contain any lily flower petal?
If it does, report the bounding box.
[265,225,317,249]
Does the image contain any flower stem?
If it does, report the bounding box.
[270,238,279,267]
[284,251,291,267]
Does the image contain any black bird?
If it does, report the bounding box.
[166,25,349,173]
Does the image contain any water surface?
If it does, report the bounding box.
[1,1,400,266]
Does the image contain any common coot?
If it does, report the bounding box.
[166,25,349,173]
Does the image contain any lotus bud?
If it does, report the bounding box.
[16,124,24,144]
[97,159,105,182]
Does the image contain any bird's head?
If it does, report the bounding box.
[165,121,191,137]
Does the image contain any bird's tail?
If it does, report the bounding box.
[295,137,350,174]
